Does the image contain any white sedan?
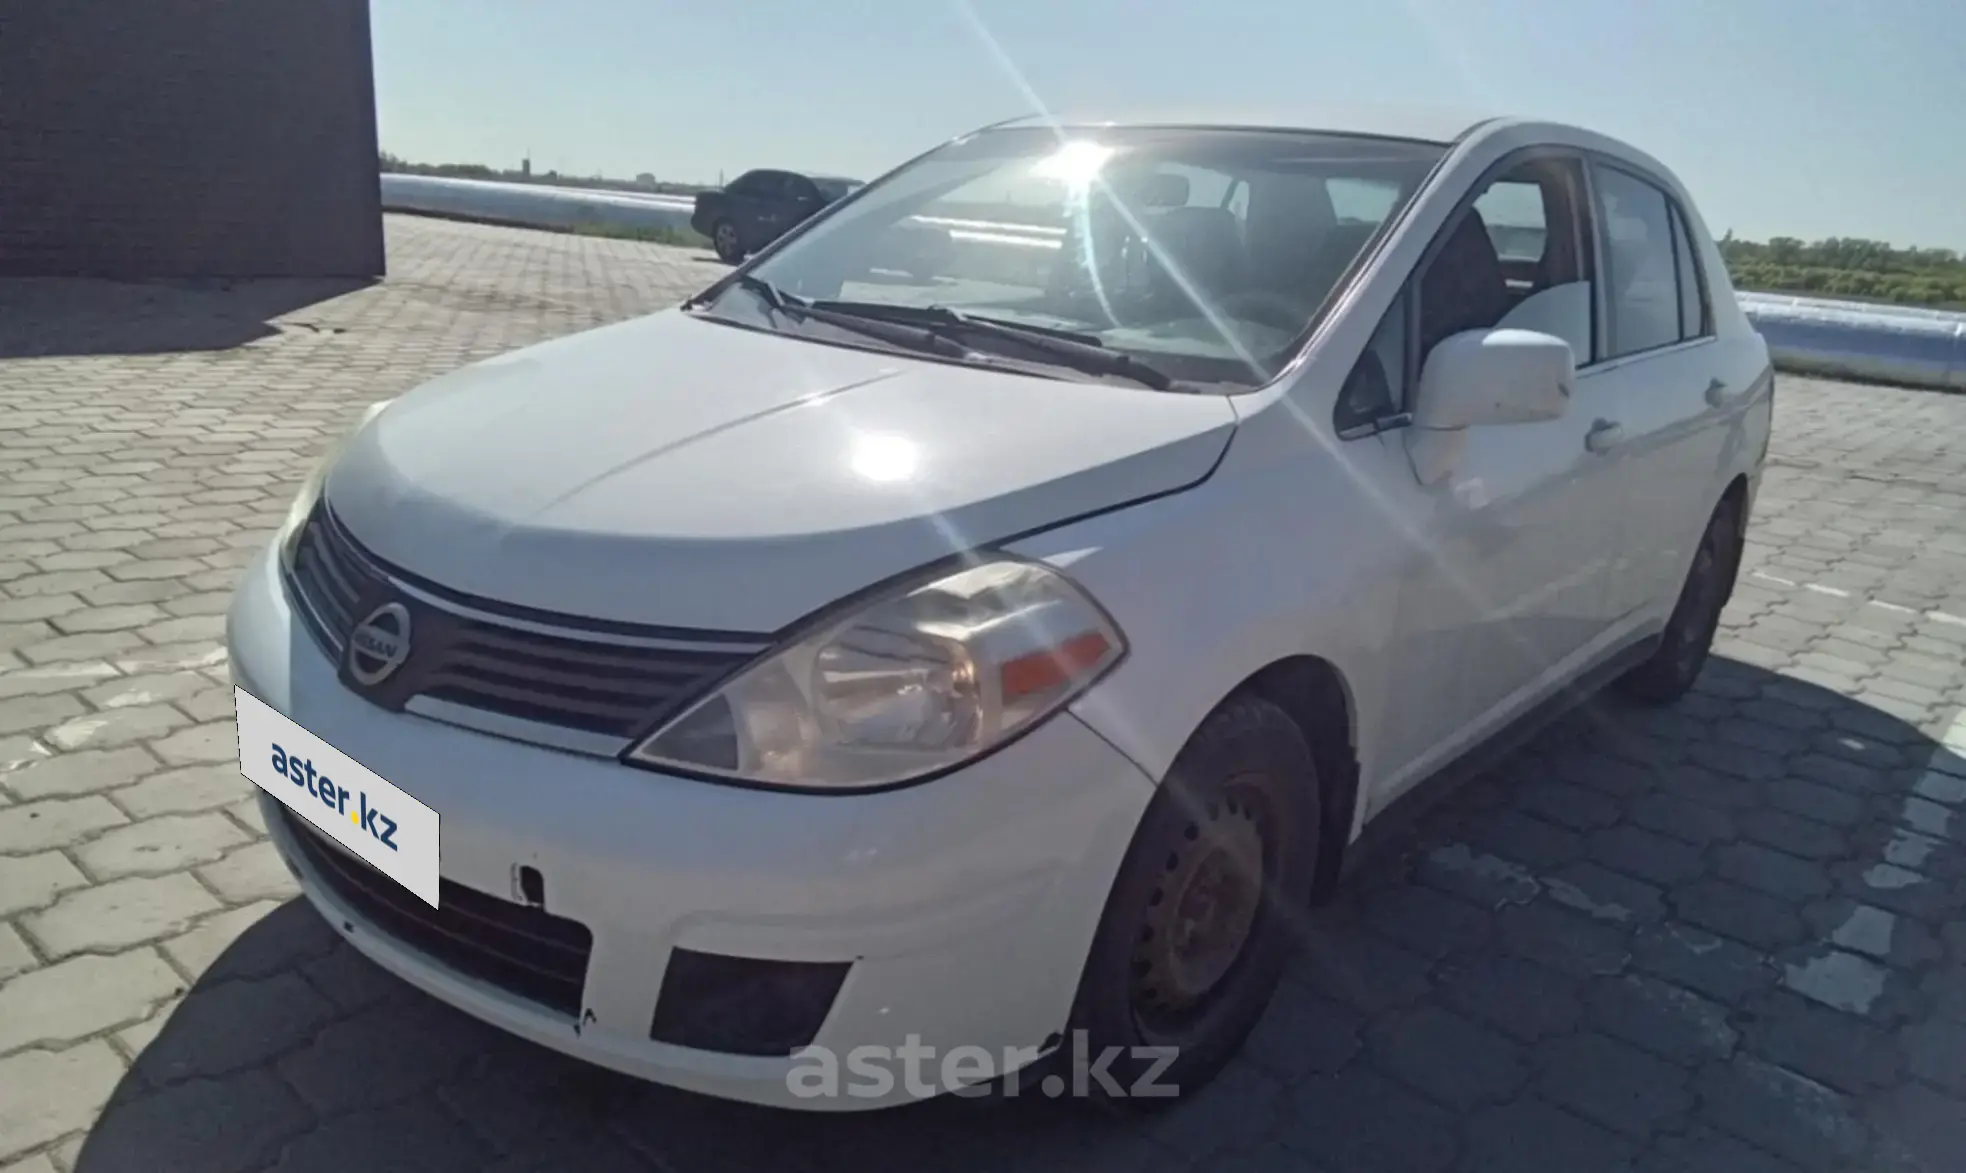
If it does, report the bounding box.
[227,104,1772,1111]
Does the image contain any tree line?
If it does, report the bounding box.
[1717,232,1965,310]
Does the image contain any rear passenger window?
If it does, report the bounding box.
[1670,206,1709,339]
[1594,165,1692,358]
[1596,162,1722,359]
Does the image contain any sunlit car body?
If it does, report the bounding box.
[228,103,1772,1111]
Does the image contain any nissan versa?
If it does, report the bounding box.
[227,105,1772,1111]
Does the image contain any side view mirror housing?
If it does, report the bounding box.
[1405,328,1575,486]
[1414,327,1575,430]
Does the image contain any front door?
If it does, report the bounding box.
[1345,154,1631,798]
[1410,159,1631,750]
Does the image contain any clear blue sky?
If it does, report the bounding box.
[373,0,1965,250]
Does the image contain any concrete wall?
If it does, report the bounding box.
[0,0,384,278]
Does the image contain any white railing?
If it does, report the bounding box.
[381,174,1964,391]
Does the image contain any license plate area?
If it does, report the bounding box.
[234,686,441,907]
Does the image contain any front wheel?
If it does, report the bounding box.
[1615,499,1742,705]
[711,220,744,264]
[1064,694,1321,1112]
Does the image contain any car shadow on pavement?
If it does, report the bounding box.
[68,655,1966,1173]
[0,276,373,358]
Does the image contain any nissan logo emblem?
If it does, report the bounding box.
[347,602,413,687]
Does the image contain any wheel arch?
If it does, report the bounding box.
[1719,472,1749,517]
[1717,472,1750,600]
[1229,654,1361,904]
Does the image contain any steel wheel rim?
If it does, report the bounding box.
[1129,776,1278,1037]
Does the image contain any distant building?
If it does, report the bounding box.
[521,157,531,177]
[636,172,656,186]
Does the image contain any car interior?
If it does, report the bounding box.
[1336,159,1598,430]
[1045,164,1430,341]
[1423,161,1597,366]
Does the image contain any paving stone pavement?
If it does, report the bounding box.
[3,214,1966,1173]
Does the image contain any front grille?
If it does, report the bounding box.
[419,617,751,738]
[278,806,594,1018]
[288,504,379,652]
[286,504,768,745]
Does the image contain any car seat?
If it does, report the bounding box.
[1419,208,1513,356]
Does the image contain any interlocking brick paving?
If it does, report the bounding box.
[3,214,1964,1173]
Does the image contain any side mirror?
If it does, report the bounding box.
[1413,327,1575,430]
[1405,328,1575,487]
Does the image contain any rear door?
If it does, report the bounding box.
[1581,163,1733,620]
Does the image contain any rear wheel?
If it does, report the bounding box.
[1615,499,1742,705]
[711,220,744,264]
[1064,694,1320,1112]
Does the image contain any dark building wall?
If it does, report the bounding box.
[0,0,384,277]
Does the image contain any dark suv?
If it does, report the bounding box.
[691,169,862,263]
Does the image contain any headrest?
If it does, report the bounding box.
[1438,208,1501,274]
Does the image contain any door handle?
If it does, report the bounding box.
[1585,419,1625,454]
[1704,378,1729,408]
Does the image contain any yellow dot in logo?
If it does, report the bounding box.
[351,809,359,825]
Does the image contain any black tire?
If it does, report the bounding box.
[1063,693,1321,1113]
[1615,498,1743,705]
[711,220,744,264]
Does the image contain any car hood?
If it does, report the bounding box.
[325,310,1238,632]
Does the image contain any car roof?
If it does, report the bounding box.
[986,102,1512,146]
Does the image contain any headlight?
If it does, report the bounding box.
[626,558,1126,791]
[275,399,395,574]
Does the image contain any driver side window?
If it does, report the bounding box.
[1417,158,1594,365]
[1335,155,1596,436]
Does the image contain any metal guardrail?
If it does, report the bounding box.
[1737,292,1965,390]
[382,174,1964,391]
[381,173,700,233]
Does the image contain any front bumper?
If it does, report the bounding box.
[228,545,1155,1110]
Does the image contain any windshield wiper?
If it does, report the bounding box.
[811,301,1174,390]
[722,276,972,360]
[730,272,792,315]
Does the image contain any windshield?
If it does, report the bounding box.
[701,125,1445,388]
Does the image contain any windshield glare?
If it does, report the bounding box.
[717,126,1445,388]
